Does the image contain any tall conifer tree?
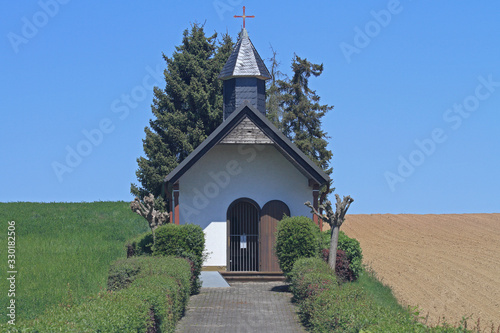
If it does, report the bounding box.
[266,47,285,131]
[274,55,334,196]
[131,24,233,206]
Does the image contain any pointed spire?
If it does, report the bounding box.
[218,28,271,81]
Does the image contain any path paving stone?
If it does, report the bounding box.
[175,282,306,333]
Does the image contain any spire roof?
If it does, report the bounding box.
[218,28,271,81]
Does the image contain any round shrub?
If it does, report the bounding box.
[321,230,363,280]
[153,223,205,294]
[320,249,356,282]
[275,216,321,276]
[338,231,363,279]
[320,248,329,262]
[154,224,204,259]
[290,257,334,284]
[335,249,355,282]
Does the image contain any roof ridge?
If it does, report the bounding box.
[165,101,330,185]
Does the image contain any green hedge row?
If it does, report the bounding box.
[289,257,468,333]
[126,223,205,294]
[7,256,191,333]
[126,231,154,256]
[275,215,364,281]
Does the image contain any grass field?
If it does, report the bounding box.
[0,202,148,322]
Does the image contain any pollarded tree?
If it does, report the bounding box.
[131,24,234,208]
[306,194,354,270]
[130,194,169,246]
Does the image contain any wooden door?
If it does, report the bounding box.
[259,200,290,272]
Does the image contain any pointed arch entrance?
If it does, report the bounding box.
[227,198,260,271]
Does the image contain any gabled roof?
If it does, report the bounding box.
[165,101,330,186]
[218,28,271,81]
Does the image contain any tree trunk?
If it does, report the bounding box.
[329,225,339,271]
[152,229,156,249]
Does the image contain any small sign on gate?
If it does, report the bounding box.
[240,234,247,249]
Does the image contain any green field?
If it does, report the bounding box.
[0,202,148,322]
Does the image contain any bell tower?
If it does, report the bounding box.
[218,24,271,120]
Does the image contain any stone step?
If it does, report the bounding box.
[220,271,285,283]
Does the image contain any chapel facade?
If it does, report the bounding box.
[164,28,329,272]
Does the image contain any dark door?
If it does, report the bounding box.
[227,199,260,271]
[260,200,290,272]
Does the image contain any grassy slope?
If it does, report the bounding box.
[355,268,407,314]
[0,202,148,322]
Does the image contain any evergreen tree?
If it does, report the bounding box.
[275,55,334,196]
[131,24,234,207]
[265,47,285,130]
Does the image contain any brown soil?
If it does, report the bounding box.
[341,213,500,328]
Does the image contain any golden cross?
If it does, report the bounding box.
[234,6,255,29]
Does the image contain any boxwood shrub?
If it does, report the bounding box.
[289,256,466,332]
[126,231,154,257]
[275,216,321,276]
[321,230,363,280]
[107,256,143,291]
[154,223,205,294]
[154,224,204,259]
[289,257,338,302]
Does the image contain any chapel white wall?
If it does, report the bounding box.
[203,222,227,266]
[177,144,314,266]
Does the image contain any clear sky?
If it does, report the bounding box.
[2,1,499,214]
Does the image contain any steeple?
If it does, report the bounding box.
[218,28,271,120]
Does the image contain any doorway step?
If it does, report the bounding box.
[220,271,285,283]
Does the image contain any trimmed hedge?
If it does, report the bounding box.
[289,258,338,302]
[154,223,205,294]
[126,231,154,256]
[7,256,191,332]
[154,224,204,259]
[275,216,321,276]
[289,257,468,333]
[107,256,142,291]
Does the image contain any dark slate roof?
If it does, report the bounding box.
[164,101,330,186]
[218,28,271,80]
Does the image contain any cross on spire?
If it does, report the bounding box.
[234,6,255,29]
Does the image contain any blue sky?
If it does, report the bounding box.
[1,1,499,214]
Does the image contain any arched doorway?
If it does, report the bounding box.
[227,198,260,271]
[260,200,290,272]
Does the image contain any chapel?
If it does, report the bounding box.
[164,25,329,272]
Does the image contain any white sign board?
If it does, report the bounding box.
[240,234,247,249]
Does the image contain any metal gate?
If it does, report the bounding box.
[228,199,259,271]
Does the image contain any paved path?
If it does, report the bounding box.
[175,282,306,333]
[199,271,230,288]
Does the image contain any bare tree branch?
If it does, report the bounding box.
[131,193,169,246]
[305,194,354,270]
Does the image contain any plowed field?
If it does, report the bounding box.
[342,214,500,328]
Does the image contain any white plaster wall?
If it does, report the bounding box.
[177,144,314,266]
[203,222,227,266]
